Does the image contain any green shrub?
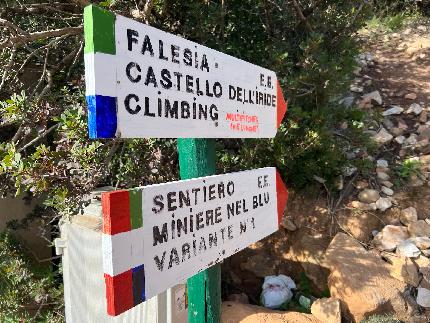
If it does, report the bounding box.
[0,231,63,322]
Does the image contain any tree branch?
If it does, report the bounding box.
[290,0,313,33]
[0,46,16,92]
[18,124,59,153]
[143,0,155,22]
[0,26,83,50]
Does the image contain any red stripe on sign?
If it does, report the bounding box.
[105,270,134,316]
[275,170,289,226]
[102,190,131,235]
[276,80,287,129]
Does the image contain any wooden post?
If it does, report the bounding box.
[177,138,221,323]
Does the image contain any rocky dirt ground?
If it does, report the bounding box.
[221,20,430,323]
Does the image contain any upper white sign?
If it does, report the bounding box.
[84,6,287,138]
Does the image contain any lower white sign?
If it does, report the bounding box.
[101,167,288,315]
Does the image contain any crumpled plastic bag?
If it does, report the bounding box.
[261,275,296,309]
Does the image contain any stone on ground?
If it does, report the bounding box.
[405,93,417,100]
[288,233,329,293]
[377,171,390,181]
[420,267,430,289]
[396,240,421,258]
[382,106,404,116]
[221,301,320,323]
[413,255,430,270]
[409,237,430,250]
[376,197,392,211]
[281,218,297,232]
[400,207,418,225]
[385,253,420,287]
[381,186,394,196]
[406,103,423,115]
[372,225,409,252]
[325,233,415,322]
[310,297,341,323]
[350,200,376,211]
[358,189,380,203]
[373,128,393,145]
[408,220,430,237]
[381,180,394,188]
[362,91,383,105]
[377,159,389,167]
[350,85,364,93]
[416,288,430,308]
[395,135,406,144]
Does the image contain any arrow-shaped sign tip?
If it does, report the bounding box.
[276,80,287,129]
[276,170,289,226]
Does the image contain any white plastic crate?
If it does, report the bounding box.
[59,189,188,323]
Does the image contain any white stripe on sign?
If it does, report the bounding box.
[102,226,144,276]
[84,53,117,97]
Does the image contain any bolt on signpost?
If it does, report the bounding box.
[84,4,287,322]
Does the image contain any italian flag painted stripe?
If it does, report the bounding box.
[84,5,116,55]
[102,189,146,316]
[84,5,118,138]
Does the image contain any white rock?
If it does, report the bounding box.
[363,91,382,105]
[400,207,418,225]
[381,181,394,188]
[382,106,404,116]
[350,201,377,211]
[407,103,423,115]
[409,237,430,250]
[350,85,364,93]
[377,172,390,181]
[404,134,418,146]
[395,136,406,144]
[281,218,297,232]
[373,128,393,145]
[358,189,380,203]
[381,186,394,196]
[377,159,389,167]
[373,225,409,251]
[376,197,392,211]
[396,240,421,258]
[417,288,430,307]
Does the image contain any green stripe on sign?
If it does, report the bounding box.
[84,5,116,55]
[129,189,143,230]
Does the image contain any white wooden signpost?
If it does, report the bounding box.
[84,5,287,139]
[101,167,288,315]
[83,4,288,322]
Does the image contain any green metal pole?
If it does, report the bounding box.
[177,138,221,323]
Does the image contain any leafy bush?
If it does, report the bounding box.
[0,231,63,322]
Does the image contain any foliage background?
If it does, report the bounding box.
[0,0,424,320]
